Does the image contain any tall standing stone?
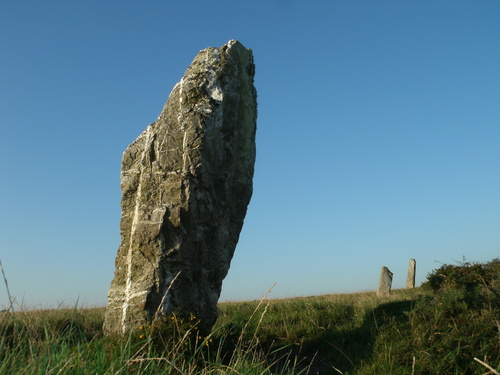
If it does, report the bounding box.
[103,40,257,335]
[377,266,393,296]
[406,258,416,288]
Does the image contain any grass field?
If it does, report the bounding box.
[1,259,499,374]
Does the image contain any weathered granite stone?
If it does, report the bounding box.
[406,258,416,288]
[377,266,393,296]
[103,40,257,335]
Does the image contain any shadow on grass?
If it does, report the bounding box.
[270,299,418,374]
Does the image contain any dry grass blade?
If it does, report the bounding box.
[474,357,499,375]
[45,354,76,375]
[153,270,182,323]
[238,282,276,344]
[115,337,155,375]
[326,340,355,369]
[0,259,15,313]
[128,357,184,373]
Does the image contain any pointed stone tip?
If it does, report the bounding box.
[197,40,249,56]
[224,39,249,51]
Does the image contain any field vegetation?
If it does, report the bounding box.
[1,259,498,374]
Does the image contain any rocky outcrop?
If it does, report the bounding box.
[377,266,393,296]
[406,258,416,288]
[103,40,257,335]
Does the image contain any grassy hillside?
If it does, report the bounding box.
[1,259,499,374]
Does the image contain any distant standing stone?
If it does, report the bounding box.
[377,266,393,296]
[406,258,416,288]
[103,40,257,336]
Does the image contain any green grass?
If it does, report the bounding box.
[215,288,426,373]
[1,259,499,374]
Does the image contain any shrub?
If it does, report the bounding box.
[370,258,500,374]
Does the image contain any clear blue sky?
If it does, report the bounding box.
[1,1,499,309]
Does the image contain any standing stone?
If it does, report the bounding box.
[406,258,416,288]
[377,266,393,296]
[103,40,257,336]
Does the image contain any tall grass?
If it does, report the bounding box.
[216,289,426,373]
[0,308,301,374]
[0,290,421,374]
[0,299,311,374]
[1,258,499,374]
